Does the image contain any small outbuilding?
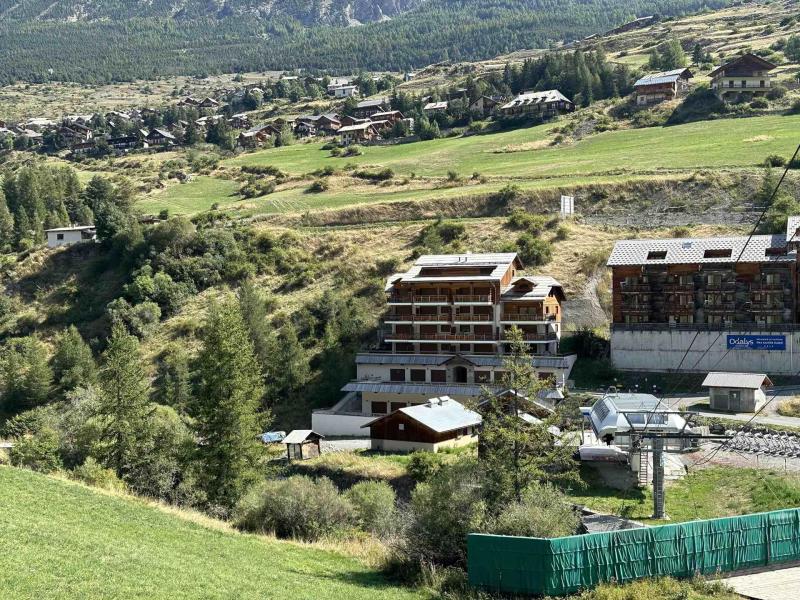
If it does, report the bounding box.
[702,372,772,413]
[362,396,482,453]
[283,429,324,461]
[45,225,96,248]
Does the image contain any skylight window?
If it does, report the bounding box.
[646,250,667,260]
[703,249,732,259]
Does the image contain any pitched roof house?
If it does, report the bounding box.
[709,53,776,101]
[633,68,693,105]
[500,90,575,118]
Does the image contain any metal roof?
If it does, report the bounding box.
[634,68,692,87]
[423,101,448,110]
[45,225,96,233]
[607,234,795,266]
[339,122,376,132]
[282,429,324,444]
[500,89,572,109]
[702,372,772,389]
[388,253,520,285]
[353,353,576,369]
[342,381,498,397]
[356,99,387,108]
[501,276,564,301]
[363,397,482,432]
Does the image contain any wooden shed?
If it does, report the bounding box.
[283,430,324,461]
[702,372,772,413]
[361,396,482,453]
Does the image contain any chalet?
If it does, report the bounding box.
[340,115,371,127]
[25,117,56,131]
[469,95,501,118]
[327,77,352,89]
[633,68,693,105]
[228,113,251,129]
[362,396,482,452]
[145,128,176,147]
[330,85,358,98]
[177,96,201,107]
[199,97,221,109]
[58,124,92,146]
[238,124,279,148]
[370,110,404,125]
[45,225,96,248]
[314,114,342,135]
[500,90,575,118]
[64,114,94,126]
[423,101,448,115]
[710,53,776,101]
[71,140,96,155]
[338,122,379,145]
[352,98,388,119]
[107,135,140,151]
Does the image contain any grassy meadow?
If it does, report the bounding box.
[0,466,420,600]
[140,113,800,217]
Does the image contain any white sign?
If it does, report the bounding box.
[560,195,575,217]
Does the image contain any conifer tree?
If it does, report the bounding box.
[96,322,153,478]
[0,190,13,252]
[192,300,267,511]
[51,325,98,393]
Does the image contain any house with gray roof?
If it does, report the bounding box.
[633,68,692,105]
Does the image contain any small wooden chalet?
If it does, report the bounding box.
[423,101,448,114]
[107,135,140,151]
[370,110,405,125]
[352,99,388,119]
[338,122,379,145]
[362,396,482,453]
[238,124,280,148]
[710,53,776,101]
[633,68,693,105]
[145,128,177,147]
[283,430,324,461]
[469,95,501,118]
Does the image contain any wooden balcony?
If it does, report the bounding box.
[620,283,652,293]
[386,332,498,342]
[704,281,736,291]
[750,282,785,292]
[662,284,694,294]
[415,295,450,303]
[501,332,558,342]
[703,302,736,313]
[453,294,492,304]
[620,305,652,315]
[452,314,492,322]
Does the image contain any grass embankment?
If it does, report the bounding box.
[143,114,800,216]
[569,466,800,523]
[0,466,420,600]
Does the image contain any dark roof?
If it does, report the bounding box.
[709,53,777,77]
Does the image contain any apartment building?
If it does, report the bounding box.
[607,217,800,373]
[313,253,576,435]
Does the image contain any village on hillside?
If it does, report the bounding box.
[4,3,800,600]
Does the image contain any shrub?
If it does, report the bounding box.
[578,248,609,274]
[790,100,800,115]
[489,483,580,538]
[764,154,787,167]
[554,225,569,241]
[671,225,691,238]
[343,145,363,156]
[750,98,769,109]
[407,451,444,482]
[778,397,800,417]
[71,457,128,492]
[10,428,62,473]
[515,234,553,267]
[235,476,353,541]
[446,170,459,182]
[344,480,396,537]
[766,85,787,101]
[507,209,546,234]
[353,168,394,181]
[306,180,329,193]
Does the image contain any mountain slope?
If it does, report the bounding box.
[0,466,420,600]
[0,0,731,83]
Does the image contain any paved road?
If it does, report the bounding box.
[722,565,800,599]
[661,392,800,429]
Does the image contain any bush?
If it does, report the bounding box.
[750,98,769,109]
[764,154,787,167]
[790,100,800,115]
[671,225,691,238]
[71,457,128,492]
[514,234,553,267]
[344,481,396,537]
[343,145,363,157]
[407,451,444,482]
[766,85,787,101]
[306,180,329,193]
[9,428,62,473]
[554,225,569,241]
[353,168,394,181]
[507,209,546,234]
[235,476,353,541]
[489,483,580,538]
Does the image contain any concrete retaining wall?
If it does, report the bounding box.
[611,329,800,374]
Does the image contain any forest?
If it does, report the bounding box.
[0,0,731,83]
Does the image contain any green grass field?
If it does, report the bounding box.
[569,466,800,523]
[0,467,420,600]
[142,113,800,217]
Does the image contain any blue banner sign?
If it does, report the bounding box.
[726,335,786,351]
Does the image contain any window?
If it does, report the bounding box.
[390,369,405,382]
[703,249,732,259]
[646,250,667,260]
[398,423,405,431]
[728,80,735,88]
[391,402,406,412]
[475,371,491,383]
[372,402,387,414]
[410,369,426,382]
[760,80,765,88]
[56,233,64,240]
[431,369,446,382]
[741,80,747,88]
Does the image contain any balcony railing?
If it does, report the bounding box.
[703,302,736,312]
[620,283,652,293]
[750,282,785,291]
[415,295,449,303]
[662,284,694,293]
[453,314,492,322]
[620,305,651,314]
[453,294,492,303]
[386,332,497,342]
[704,281,736,290]
[388,295,414,303]
[501,332,557,342]
[501,313,554,321]
[414,314,452,321]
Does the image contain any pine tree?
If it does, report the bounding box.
[692,43,704,65]
[51,325,98,393]
[154,344,192,410]
[96,322,153,478]
[269,323,310,408]
[477,328,577,512]
[0,190,14,252]
[192,300,267,511]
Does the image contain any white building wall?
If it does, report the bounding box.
[611,329,800,374]
[311,412,374,436]
[47,230,89,248]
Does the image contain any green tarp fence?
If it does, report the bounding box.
[468,508,800,596]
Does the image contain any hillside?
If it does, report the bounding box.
[0,0,730,83]
[0,466,420,600]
